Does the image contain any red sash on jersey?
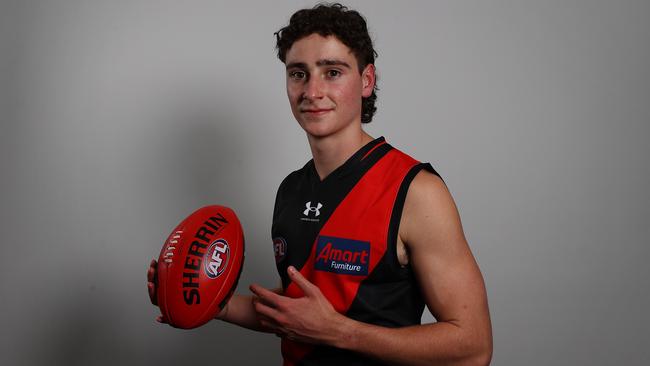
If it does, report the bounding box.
[281,148,419,365]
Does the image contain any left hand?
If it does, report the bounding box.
[249,266,347,346]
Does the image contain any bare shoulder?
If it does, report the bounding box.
[405,169,450,209]
[399,169,465,251]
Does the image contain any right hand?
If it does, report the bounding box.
[147,259,168,324]
[147,258,229,324]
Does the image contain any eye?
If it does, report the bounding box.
[326,69,341,78]
[289,70,306,80]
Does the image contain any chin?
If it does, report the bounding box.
[301,125,335,138]
[296,117,332,136]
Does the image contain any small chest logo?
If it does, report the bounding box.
[314,236,370,276]
[273,237,287,263]
[204,239,229,279]
[303,201,322,217]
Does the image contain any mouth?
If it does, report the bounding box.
[301,108,334,116]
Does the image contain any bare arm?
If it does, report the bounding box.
[216,289,282,333]
[335,171,493,365]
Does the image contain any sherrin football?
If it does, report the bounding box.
[157,205,245,329]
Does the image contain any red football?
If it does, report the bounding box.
[157,205,245,329]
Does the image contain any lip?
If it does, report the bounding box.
[301,108,333,116]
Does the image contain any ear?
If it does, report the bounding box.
[361,64,376,98]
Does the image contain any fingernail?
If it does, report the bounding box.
[288,266,296,274]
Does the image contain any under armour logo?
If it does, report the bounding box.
[304,201,323,217]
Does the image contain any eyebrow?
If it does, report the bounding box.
[286,59,352,70]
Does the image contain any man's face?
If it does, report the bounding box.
[284,34,375,139]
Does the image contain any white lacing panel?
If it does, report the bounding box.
[163,231,183,263]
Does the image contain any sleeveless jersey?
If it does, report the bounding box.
[271,137,440,366]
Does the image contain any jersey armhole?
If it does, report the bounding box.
[386,163,441,273]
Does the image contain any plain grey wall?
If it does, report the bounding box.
[1,0,648,365]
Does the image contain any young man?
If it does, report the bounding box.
[148,4,492,365]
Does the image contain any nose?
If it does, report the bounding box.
[302,75,324,101]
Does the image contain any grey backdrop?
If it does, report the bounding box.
[1,0,648,365]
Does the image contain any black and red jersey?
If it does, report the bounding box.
[271,137,440,365]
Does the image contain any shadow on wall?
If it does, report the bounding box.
[22,93,279,366]
[144,93,249,210]
[142,88,280,294]
[138,92,279,365]
[26,275,278,366]
[135,93,274,363]
[141,88,276,284]
[28,278,112,365]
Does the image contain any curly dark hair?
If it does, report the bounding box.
[274,3,379,124]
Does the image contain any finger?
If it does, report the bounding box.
[253,295,284,321]
[287,266,317,297]
[156,314,167,324]
[147,259,157,283]
[255,311,280,331]
[250,284,285,308]
[258,318,281,334]
[215,302,229,320]
[148,282,158,305]
[252,295,276,314]
[251,301,281,332]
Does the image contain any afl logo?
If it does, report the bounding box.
[273,237,287,263]
[205,239,230,279]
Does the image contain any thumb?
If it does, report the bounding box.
[287,266,317,296]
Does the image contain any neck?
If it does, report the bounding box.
[307,125,374,181]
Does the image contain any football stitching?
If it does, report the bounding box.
[163,231,183,263]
